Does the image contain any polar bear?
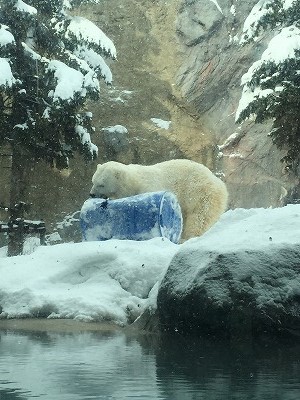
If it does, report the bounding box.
[90,159,228,241]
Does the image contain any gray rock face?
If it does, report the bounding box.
[176,0,224,47]
[157,244,300,338]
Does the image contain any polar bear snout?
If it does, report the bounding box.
[90,192,108,199]
[90,182,108,199]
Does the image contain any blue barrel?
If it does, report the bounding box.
[80,191,182,244]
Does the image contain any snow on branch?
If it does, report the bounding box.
[74,46,113,84]
[236,25,300,120]
[240,0,299,44]
[63,16,116,59]
[0,58,16,88]
[47,60,86,102]
[64,0,100,10]
[241,25,300,87]
[240,0,273,44]
[254,25,300,66]
[63,0,72,9]
[283,0,298,9]
[65,47,112,84]
[14,0,37,15]
[65,49,93,74]
[83,70,100,95]
[0,25,15,47]
[75,124,98,155]
[22,42,41,60]
[46,59,101,103]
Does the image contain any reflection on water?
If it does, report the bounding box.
[0,327,300,400]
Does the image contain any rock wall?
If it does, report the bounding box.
[78,0,217,166]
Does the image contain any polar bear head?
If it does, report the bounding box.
[90,161,136,199]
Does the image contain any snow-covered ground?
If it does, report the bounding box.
[1,204,300,326]
[0,238,177,325]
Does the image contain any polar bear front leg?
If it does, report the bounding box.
[181,213,198,241]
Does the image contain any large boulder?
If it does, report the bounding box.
[157,206,300,338]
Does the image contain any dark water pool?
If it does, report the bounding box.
[0,328,300,399]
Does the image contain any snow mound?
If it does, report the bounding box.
[0,238,178,325]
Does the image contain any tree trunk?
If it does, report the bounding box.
[7,143,32,257]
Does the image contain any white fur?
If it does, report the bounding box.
[90,159,228,240]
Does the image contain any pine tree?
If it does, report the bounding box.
[236,0,300,172]
[0,0,116,255]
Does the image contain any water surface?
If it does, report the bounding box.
[0,325,300,399]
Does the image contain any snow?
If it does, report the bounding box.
[0,238,177,325]
[240,0,299,44]
[240,0,273,44]
[246,25,300,67]
[83,69,100,93]
[235,85,273,120]
[187,204,300,252]
[14,122,28,130]
[74,124,98,157]
[74,46,113,84]
[283,0,297,9]
[21,42,41,60]
[0,25,15,47]
[0,58,16,88]
[102,125,128,134]
[150,118,171,130]
[160,204,300,336]
[1,204,300,326]
[75,125,93,146]
[63,0,72,9]
[14,0,37,15]
[230,5,236,16]
[46,60,87,102]
[218,131,242,150]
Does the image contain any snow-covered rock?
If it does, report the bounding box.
[157,205,300,338]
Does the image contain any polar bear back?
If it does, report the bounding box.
[126,160,227,211]
[90,159,228,240]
